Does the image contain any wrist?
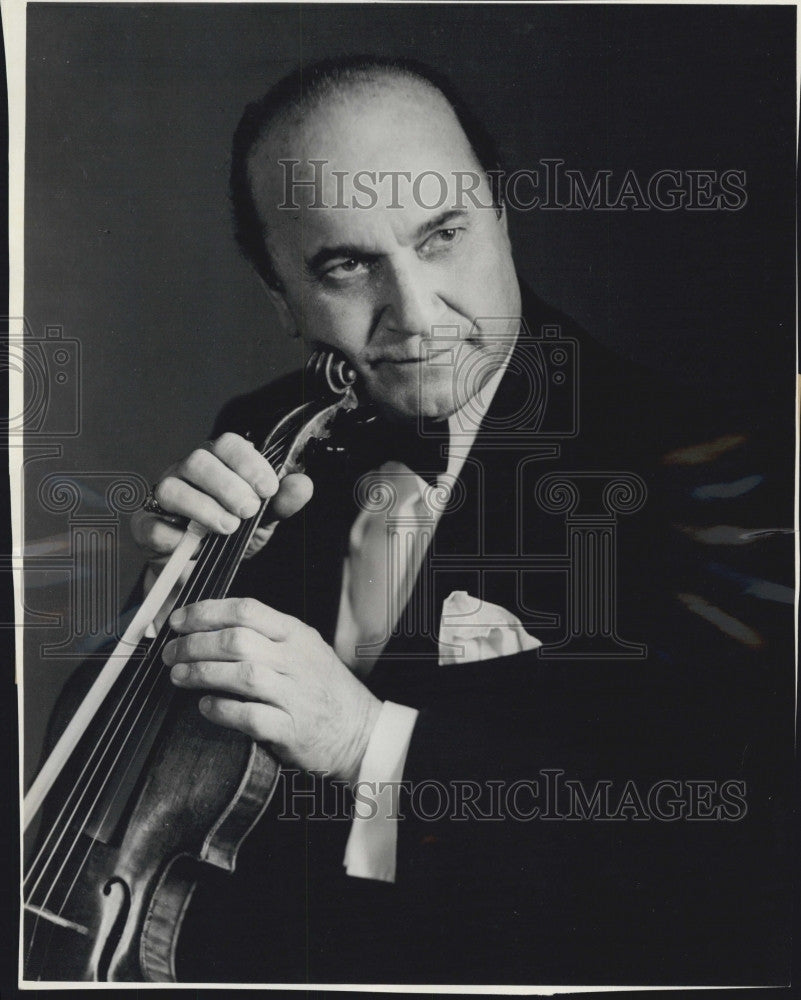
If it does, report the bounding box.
[343,691,383,789]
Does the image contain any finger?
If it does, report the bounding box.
[131,510,187,555]
[243,524,279,560]
[171,447,263,520]
[155,475,242,534]
[170,659,292,706]
[169,598,295,641]
[209,433,280,499]
[263,473,314,523]
[163,626,266,666]
[198,696,294,746]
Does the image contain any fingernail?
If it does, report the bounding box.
[199,696,212,714]
[220,513,239,533]
[169,608,186,628]
[162,643,176,665]
[171,663,189,683]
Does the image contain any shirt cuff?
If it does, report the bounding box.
[343,700,419,883]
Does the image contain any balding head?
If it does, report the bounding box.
[230,56,505,290]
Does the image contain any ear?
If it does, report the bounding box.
[260,280,299,338]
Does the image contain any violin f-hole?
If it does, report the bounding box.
[89,877,130,981]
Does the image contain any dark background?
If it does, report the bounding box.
[21,4,796,783]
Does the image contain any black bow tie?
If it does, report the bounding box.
[348,413,451,486]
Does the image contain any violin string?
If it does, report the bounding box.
[26,437,293,913]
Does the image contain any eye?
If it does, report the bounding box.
[324,258,369,281]
[420,227,464,256]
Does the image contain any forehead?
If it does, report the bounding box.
[290,78,478,173]
[248,77,487,245]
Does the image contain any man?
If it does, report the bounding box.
[126,57,788,984]
[133,56,524,793]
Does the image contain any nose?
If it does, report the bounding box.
[380,259,446,341]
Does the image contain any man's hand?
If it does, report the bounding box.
[163,597,383,786]
[130,432,314,566]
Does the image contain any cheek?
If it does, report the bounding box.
[296,295,372,361]
[473,227,516,289]
[445,228,518,318]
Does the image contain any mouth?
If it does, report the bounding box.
[373,348,454,367]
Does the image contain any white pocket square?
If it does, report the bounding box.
[438,590,542,665]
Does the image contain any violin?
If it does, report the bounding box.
[22,349,362,982]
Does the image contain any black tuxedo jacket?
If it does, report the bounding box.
[171,284,792,985]
[47,286,789,985]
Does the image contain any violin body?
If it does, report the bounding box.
[23,351,362,982]
[25,684,278,982]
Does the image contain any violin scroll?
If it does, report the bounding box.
[306,348,358,396]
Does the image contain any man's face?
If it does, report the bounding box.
[249,78,521,422]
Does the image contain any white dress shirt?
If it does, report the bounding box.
[337,364,508,882]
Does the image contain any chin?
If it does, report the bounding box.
[369,372,464,424]
[374,396,456,424]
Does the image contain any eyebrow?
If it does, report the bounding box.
[304,209,470,275]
